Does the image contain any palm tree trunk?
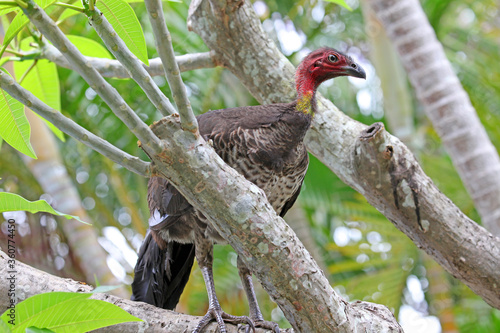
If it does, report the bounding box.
[0,20,124,294]
[361,1,415,145]
[22,111,125,294]
[367,0,500,235]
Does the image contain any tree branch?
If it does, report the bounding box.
[145,0,198,132]
[140,116,402,332]
[0,71,150,177]
[0,250,290,333]
[20,0,163,154]
[89,7,176,117]
[367,0,500,235]
[40,44,215,78]
[187,0,500,309]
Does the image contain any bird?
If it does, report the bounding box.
[131,47,366,333]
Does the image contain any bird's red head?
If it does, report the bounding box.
[295,47,366,98]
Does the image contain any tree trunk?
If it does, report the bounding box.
[367,0,500,235]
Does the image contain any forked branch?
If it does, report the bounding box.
[19,0,163,154]
[145,0,198,132]
[88,7,176,117]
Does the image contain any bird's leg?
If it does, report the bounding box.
[193,232,254,333]
[237,256,280,333]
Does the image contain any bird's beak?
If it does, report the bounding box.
[342,62,366,79]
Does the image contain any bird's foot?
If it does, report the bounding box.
[239,319,280,333]
[193,307,254,333]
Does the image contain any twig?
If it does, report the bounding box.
[0,71,151,177]
[19,0,163,155]
[145,0,198,132]
[18,59,37,84]
[41,43,215,78]
[53,1,85,13]
[88,7,176,117]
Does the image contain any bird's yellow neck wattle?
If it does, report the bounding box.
[296,91,314,115]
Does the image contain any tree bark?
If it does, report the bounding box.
[367,0,500,235]
[186,0,500,309]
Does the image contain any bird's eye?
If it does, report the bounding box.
[328,54,338,63]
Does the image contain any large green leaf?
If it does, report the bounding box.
[66,35,113,59]
[0,292,142,333]
[14,38,64,141]
[0,70,36,158]
[0,192,88,224]
[97,0,149,65]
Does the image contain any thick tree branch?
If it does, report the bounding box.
[145,0,198,132]
[0,71,150,177]
[20,0,163,154]
[41,44,215,78]
[89,7,176,117]
[187,0,500,309]
[367,0,500,234]
[0,250,289,333]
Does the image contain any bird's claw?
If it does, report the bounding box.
[193,307,254,333]
[238,320,280,333]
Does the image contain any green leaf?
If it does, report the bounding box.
[2,0,57,55]
[57,6,83,23]
[0,71,36,158]
[0,192,89,224]
[97,0,149,65]
[0,318,11,333]
[26,327,55,333]
[323,0,352,11]
[14,38,64,141]
[66,35,112,58]
[0,6,19,17]
[0,292,142,333]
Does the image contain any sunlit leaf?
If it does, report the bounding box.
[0,6,19,17]
[66,35,113,59]
[0,292,142,333]
[13,37,64,141]
[0,70,36,158]
[0,192,89,224]
[96,0,149,65]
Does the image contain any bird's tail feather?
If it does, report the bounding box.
[131,231,195,310]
